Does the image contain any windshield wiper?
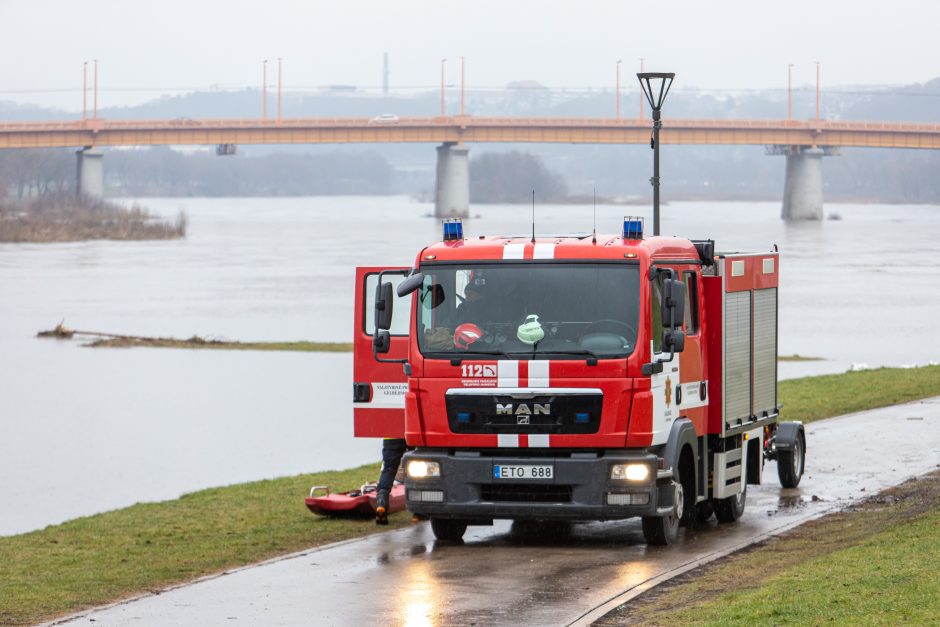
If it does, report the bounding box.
[531,348,601,365]
[447,348,514,364]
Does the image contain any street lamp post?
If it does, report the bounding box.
[637,72,675,237]
[815,61,821,121]
[262,59,268,121]
[616,60,622,120]
[787,63,794,121]
[440,58,446,116]
[82,61,88,121]
[460,56,465,116]
[93,59,98,121]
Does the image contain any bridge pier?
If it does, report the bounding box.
[780,147,824,221]
[76,147,104,200]
[434,143,469,218]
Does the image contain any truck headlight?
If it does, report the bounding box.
[406,460,441,479]
[611,463,650,482]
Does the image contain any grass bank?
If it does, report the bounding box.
[0,463,410,626]
[596,470,940,626]
[777,353,823,362]
[0,193,185,243]
[2,365,939,625]
[779,364,940,423]
[37,323,352,353]
[86,337,353,352]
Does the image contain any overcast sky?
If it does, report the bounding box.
[2,0,938,111]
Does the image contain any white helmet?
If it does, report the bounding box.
[517,314,545,345]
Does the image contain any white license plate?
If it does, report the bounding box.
[493,464,554,480]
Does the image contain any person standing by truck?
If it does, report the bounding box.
[375,437,407,525]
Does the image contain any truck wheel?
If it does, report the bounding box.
[714,486,746,523]
[676,451,697,528]
[694,501,714,524]
[642,480,681,546]
[777,432,805,488]
[430,518,468,542]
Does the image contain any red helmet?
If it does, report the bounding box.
[454,323,484,350]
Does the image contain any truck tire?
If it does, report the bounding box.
[430,518,468,542]
[777,432,805,488]
[642,479,682,546]
[714,486,746,523]
[694,501,714,524]
[677,449,697,528]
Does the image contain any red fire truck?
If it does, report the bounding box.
[353,218,805,545]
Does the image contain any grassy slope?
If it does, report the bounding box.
[599,473,940,626]
[698,510,940,624]
[1,365,938,625]
[779,364,940,423]
[0,464,410,626]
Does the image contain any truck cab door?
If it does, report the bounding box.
[649,270,681,446]
[353,266,411,438]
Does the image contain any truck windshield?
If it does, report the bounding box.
[416,263,640,359]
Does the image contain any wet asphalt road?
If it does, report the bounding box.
[55,398,940,627]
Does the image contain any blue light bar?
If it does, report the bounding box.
[443,218,464,241]
[575,412,590,424]
[623,216,644,240]
[457,412,471,423]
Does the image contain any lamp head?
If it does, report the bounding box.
[637,72,675,116]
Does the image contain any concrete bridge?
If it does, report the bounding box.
[4,115,940,220]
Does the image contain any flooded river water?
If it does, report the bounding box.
[1,196,939,535]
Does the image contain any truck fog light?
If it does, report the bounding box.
[408,489,444,503]
[606,492,650,506]
[407,460,441,479]
[611,463,650,482]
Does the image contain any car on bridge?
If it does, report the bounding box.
[369,113,400,125]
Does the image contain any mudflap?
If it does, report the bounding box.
[772,421,805,456]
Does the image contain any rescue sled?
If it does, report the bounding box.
[304,482,406,517]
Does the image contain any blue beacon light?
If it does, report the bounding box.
[443,218,464,241]
[622,216,644,240]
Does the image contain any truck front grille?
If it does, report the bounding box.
[479,484,572,503]
[446,393,603,435]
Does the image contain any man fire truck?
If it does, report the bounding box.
[353,217,806,545]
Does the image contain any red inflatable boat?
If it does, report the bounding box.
[305,482,406,517]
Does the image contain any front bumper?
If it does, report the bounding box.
[404,449,676,522]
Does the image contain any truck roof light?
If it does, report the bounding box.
[443,218,464,241]
[623,216,644,240]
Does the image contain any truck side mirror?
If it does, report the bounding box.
[373,330,391,354]
[374,281,394,331]
[397,272,425,297]
[663,329,685,353]
[661,278,686,329]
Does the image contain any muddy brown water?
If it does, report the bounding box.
[2,197,940,535]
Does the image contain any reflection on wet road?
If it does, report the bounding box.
[60,398,940,626]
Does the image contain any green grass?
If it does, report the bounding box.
[1,365,939,625]
[597,472,940,626]
[779,365,940,423]
[0,463,409,626]
[696,509,940,624]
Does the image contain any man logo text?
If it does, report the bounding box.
[496,403,550,416]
